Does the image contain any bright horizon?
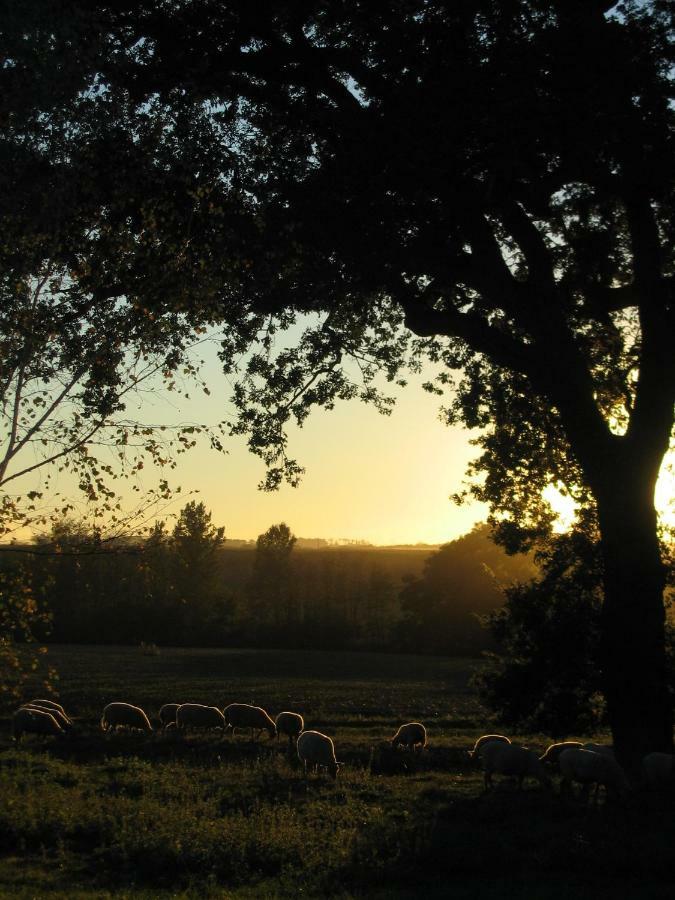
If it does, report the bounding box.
[7,334,673,546]
[8,331,490,545]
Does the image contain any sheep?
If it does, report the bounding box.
[101,702,153,734]
[297,730,342,779]
[582,742,615,758]
[642,752,674,789]
[468,733,511,762]
[12,707,63,742]
[158,703,181,730]
[275,711,304,745]
[391,722,427,751]
[559,748,630,803]
[176,703,225,733]
[539,741,584,770]
[223,703,276,740]
[21,702,72,732]
[480,741,551,791]
[26,698,68,719]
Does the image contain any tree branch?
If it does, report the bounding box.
[5,368,86,467]
[399,282,546,384]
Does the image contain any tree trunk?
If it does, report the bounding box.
[595,474,673,773]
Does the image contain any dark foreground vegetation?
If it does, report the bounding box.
[1,645,675,899]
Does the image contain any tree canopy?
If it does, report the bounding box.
[3,1,674,765]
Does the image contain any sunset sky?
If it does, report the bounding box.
[13,329,674,546]
[108,348,490,545]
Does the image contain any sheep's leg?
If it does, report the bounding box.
[484,770,492,791]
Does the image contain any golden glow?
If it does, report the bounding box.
[542,483,577,533]
[655,458,675,533]
[167,375,488,545]
[9,333,673,545]
[544,456,675,535]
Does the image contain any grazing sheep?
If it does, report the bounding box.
[223,703,276,740]
[12,707,63,742]
[297,730,342,779]
[391,722,427,751]
[559,748,630,802]
[582,742,615,758]
[176,703,226,733]
[158,703,181,729]
[22,702,72,732]
[481,741,551,791]
[275,711,304,745]
[468,733,511,762]
[539,741,584,770]
[27,698,68,719]
[101,702,153,734]
[642,752,674,789]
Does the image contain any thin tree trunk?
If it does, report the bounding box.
[596,476,673,773]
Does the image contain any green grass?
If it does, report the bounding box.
[1,645,675,898]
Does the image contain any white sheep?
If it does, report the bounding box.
[158,703,181,729]
[297,730,342,779]
[101,702,153,734]
[12,707,63,742]
[468,733,511,762]
[481,741,551,791]
[391,722,427,751]
[559,748,630,802]
[642,752,674,789]
[223,703,276,740]
[275,711,304,744]
[21,702,72,732]
[176,703,226,733]
[539,741,584,770]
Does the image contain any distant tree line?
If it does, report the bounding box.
[1,506,535,655]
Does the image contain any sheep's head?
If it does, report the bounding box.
[329,761,342,780]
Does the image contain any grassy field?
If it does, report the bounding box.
[1,645,674,899]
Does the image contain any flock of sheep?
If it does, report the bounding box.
[12,698,348,778]
[10,700,674,798]
[469,733,674,800]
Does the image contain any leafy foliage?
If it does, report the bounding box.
[0,565,54,710]
[478,525,675,736]
[477,529,606,736]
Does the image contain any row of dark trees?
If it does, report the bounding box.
[5,506,534,653]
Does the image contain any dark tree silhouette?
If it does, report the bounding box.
[248,523,297,634]
[477,526,607,737]
[170,501,228,642]
[5,2,674,766]
[399,524,537,655]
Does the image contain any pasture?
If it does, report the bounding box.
[1,645,674,899]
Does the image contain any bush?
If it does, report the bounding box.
[475,530,606,736]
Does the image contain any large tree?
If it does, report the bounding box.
[5,1,674,766]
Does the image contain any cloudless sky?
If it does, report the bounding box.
[118,345,489,545]
[97,334,675,544]
[15,327,673,546]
